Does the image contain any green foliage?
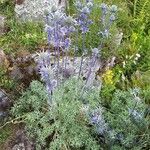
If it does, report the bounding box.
[0,67,15,90]
[0,125,12,144]
[100,84,116,107]
[11,79,100,150]
[131,0,150,31]
[136,34,150,71]
[0,0,46,54]
[11,78,150,150]
[0,0,14,18]
[105,89,150,149]
[0,20,46,54]
[142,85,150,104]
[1,1,150,149]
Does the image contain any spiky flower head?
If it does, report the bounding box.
[81,6,90,14]
[50,4,58,13]
[64,16,76,26]
[100,3,108,14]
[110,14,116,22]
[87,1,94,9]
[89,108,108,135]
[34,50,51,67]
[110,5,118,13]
[92,48,99,55]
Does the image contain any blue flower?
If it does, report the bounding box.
[100,3,108,15]
[99,3,118,39]
[110,5,118,13]
[110,14,116,22]
[89,108,108,135]
[64,38,71,50]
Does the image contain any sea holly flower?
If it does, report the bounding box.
[100,29,109,38]
[100,3,108,15]
[89,108,108,135]
[64,16,76,26]
[100,3,118,38]
[64,38,71,50]
[110,5,118,13]
[129,109,143,120]
[60,26,68,36]
[110,14,116,22]
[75,0,83,10]
[45,25,54,44]
[39,65,54,82]
[34,50,51,67]
[75,0,93,34]
[46,79,57,93]
[75,0,94,78]
[34,50,58,105]
[81,6,90,14]
[87,1,94,9]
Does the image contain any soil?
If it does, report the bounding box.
[0,124,35,150]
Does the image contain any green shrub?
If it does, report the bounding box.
[104,89,150,149]
[11,78,100,150]
[11,78,150,150]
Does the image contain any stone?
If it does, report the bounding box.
[15,0,25,5]
[0,89,12,121]
[12,143,25,150]
[8,52,39,87]
[11,130,35,150]
[0,111,7,120]
[113,30,123,47]
[0,15,5,35]
[15,0,66,22]
[0,89,11,111]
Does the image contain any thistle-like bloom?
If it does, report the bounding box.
[100,3,108,15]
[64,38,71,50]
[110,5,118,13]
[34,51,57,98]
[75,0,94,78]
[100,3,118,38]
[45,6,76,84]
[89,108,108,135]
[75,0,93,34]
[34,50,51,67]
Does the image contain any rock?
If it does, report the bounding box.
[0,89,11,111]
[12,143,25,150]
[0,15,5,35]
[15,0,25,5]
[0,89,11,121]
[8,52,39,87]
[0,111,8,120]
[11,130,35,150]
[15,0,66,22]
[113,30,123,47]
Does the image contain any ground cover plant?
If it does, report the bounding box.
[0,0,150,150]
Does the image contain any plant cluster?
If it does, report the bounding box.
[11,79,101,150]
[11,78,150,150]
[1,0,150,150]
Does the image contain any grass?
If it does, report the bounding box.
[0,20,46,54]
[0,0,46,55]
[0,124,13,144]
